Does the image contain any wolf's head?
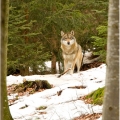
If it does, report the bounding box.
[61,30,76,46]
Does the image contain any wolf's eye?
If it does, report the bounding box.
[70,37,73,39]
[63,38,67,40]
[62,38,66,41]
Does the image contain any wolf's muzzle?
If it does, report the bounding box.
[67,42,70,45]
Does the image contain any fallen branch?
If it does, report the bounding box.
[57,68,71,78]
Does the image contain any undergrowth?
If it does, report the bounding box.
[85,87,104,105]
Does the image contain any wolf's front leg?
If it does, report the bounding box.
[69,62,74,74]
[69,69,74,74]
[64,61,72,74]
[64,60,68,72]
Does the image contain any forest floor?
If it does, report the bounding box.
[7,62,105,120]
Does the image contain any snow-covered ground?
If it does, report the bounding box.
[7,64,106,120]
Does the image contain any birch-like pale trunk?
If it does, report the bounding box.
[102,0,119,120]
[1,0,13,119]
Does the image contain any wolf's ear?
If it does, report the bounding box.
[61,31,64,36]
[71,30,74,35]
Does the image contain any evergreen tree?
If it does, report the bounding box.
[91,24,107,61]
[8,6,50,75]
[28,0,95,73]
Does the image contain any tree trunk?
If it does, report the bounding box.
[51,52,57,74]
[24,66,29,75]
[58,61,62,74]
[24,8,29,44]
[32,65,38,74]
[1,0,13,119]
[102,0,119,120]
[20,66,29,76]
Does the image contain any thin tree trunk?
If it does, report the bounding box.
[58,61,61,73]
[1,0,13,119]
[20,66,29,76]
[51,52,57,74]
[102,0,119,120]
[25,66,29,75]
[24,8,29,44]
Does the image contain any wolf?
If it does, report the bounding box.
[60,30,83,74]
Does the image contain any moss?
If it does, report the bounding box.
[85,87,104,105]
[41,80,52,89]
[14,80,52,93]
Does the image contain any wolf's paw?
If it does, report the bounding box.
[69,70,73,75]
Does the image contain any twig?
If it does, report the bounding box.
[57,68,71,78]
